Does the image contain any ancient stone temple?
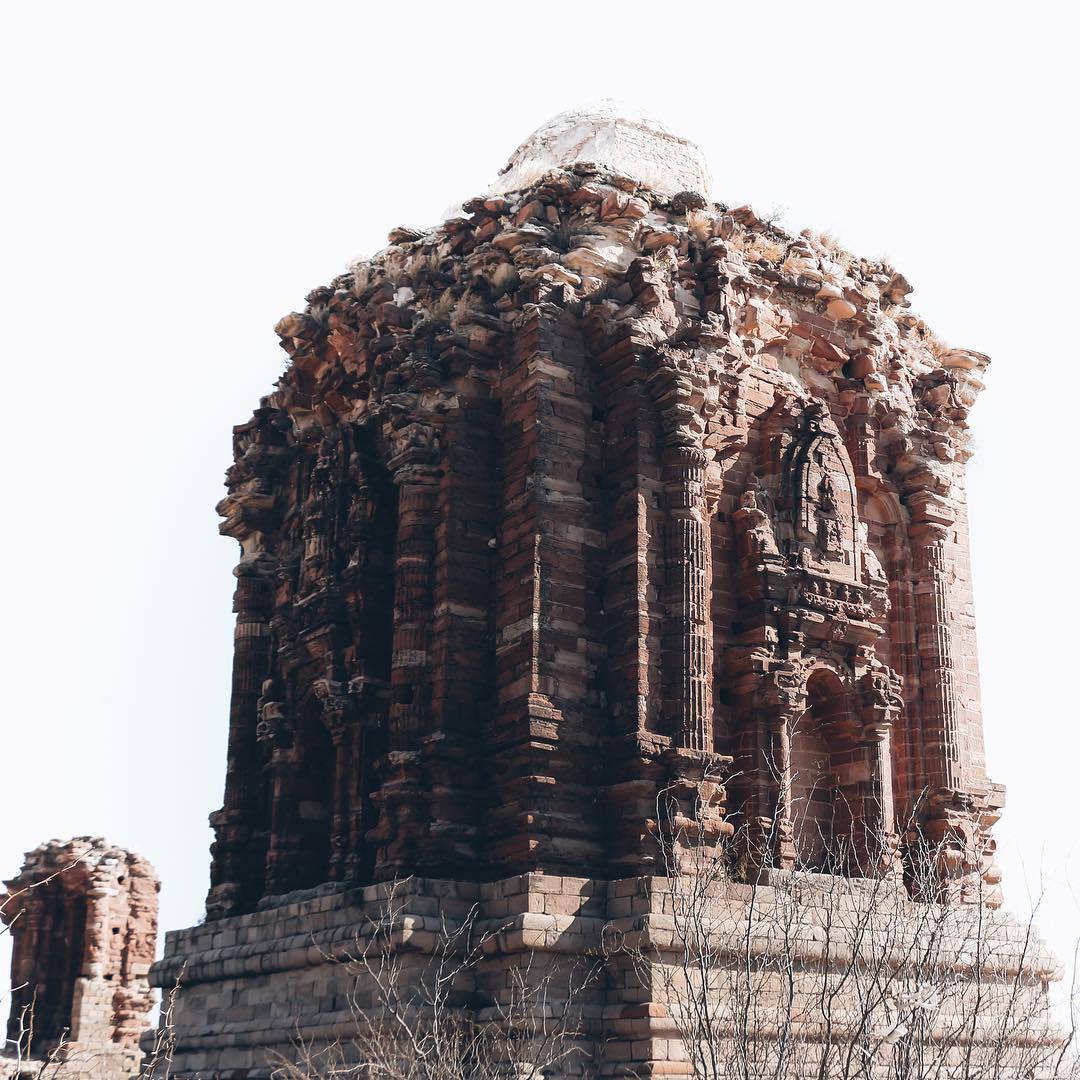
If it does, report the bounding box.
[151,105,1059,1076]
[1,838,158,1080]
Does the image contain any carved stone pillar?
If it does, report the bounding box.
[300,437,340,593]
[907,502,1001,903]
[340,455,392,883]
[206,554,272,918]
[644,355,733,871]
[4,891,46,1053]
[857,663,903,874]
[387,451,439,753]
[316,680,354,882]
[659,444,714,752]
[255,681,297,896]
[754,663,804,871]
[372,425,440,875]
[910,520,963,793]
[649,357,716,752]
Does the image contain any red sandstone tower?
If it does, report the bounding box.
[1,838,158,1080]
[151,105,1052,1077]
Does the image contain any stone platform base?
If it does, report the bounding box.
[149,873,1064,1079]
[0,1045,142,1080]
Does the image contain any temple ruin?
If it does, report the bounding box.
[150,104,1060,1076]
[1,838,158,1080]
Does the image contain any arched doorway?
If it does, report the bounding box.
[789,669,863,872]
[8,880,86,1054]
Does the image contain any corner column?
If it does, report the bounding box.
[207,555,272,918]
[2,890,46,1054]
[648,360,731,868]
[316,680,355,882]
[371,430,440,876]
[659,444,714,752]
[909,519,965,793]
[648,358,716,753]
[256,682,298,896]
[857,663,902,873]
[907,495,1001,903]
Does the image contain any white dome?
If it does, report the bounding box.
[491,100,712,199]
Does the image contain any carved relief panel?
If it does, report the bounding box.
[781,401,861,584]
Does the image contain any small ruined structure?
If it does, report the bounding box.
[151,104,1058,1075]
[1,838,158,1080]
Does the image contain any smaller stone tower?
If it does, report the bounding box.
[1,838,159,1080]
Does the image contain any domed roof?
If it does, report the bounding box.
[491,100,712,198]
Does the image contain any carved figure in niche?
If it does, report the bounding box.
[298,434,341,589]
[784,401,861,582]
[344,452,372,572]
[859,524,889,587]
[813,461,845,557]
[817,514,844,559]
[309,436,339,512]
[315,677,353,739]
[737,478,779,559]
[817,472,837,514]
[256,678,292,751]
[860,660,904,716]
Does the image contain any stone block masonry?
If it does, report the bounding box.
[152,874,1058,1078]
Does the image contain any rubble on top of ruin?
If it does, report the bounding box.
[271,108,986,491]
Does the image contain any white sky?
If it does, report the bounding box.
[2,0,1077,1005]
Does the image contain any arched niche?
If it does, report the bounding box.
[782,403,861,583]
[290,693,334,889]
[32,885,86,1046]
[6,863,93,1055]
[860,490,902,573]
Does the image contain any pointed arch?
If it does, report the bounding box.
[782,403,861,582]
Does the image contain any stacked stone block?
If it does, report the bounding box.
[153,872,1059,1078]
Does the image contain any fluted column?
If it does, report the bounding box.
[646,360,731,870]
[910,522,963,792]
[907,494,1001,902]
[660,445,714,751]
[388,464,439,752]
[371,429,440,875]
[867,726,896,836]
[254,683,297,896]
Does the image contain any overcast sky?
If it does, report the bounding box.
[2,0,1077,1004]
